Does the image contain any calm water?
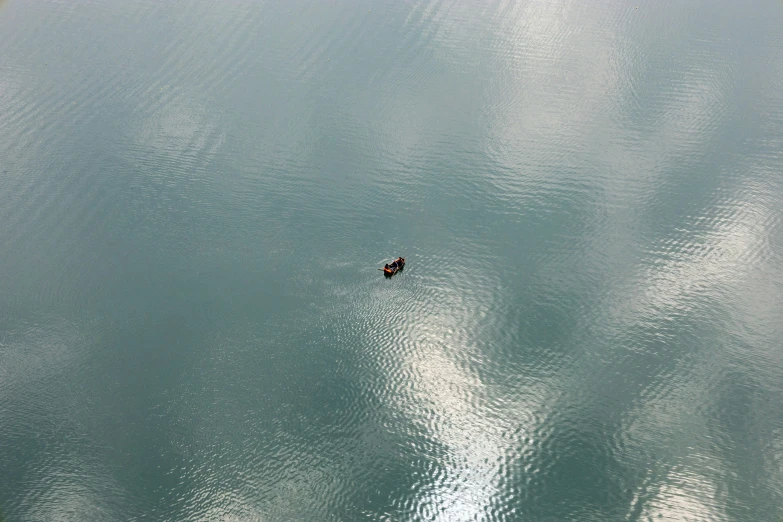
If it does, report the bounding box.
[1,1,782,520]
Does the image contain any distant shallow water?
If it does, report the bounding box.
[1,0,782,520]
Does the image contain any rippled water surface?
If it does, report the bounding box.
[2,0,783,520]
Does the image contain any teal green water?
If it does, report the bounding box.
[1,1,783,520]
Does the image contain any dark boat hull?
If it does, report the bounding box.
[383,258,405,276]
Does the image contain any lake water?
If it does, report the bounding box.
[1,1,782,520]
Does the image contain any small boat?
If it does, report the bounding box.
[382,257,405,276]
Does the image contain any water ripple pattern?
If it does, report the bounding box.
[1,0,782,521]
